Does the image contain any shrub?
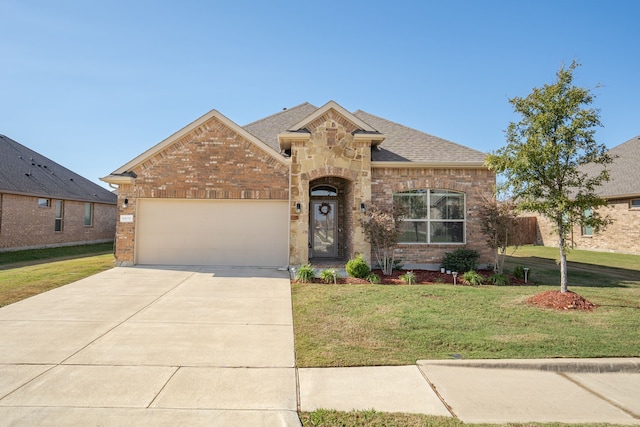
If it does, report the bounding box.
[400,271,416,285]
[346,254,371,279]
[462,270,484,286]
[366,273,381,284]
[441,248,479,273]
[296,264,315,283]
[487,273,510,286]
[513,265,531,280]
[320,268,338,284]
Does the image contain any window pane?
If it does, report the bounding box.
[399,221,427,243]
[430,191,464,220]
[54,200,63,232]
[394,194,428,219]
[430,221,464,243]
[632,199,640,208]
[311,185,337,197]
[84,203,93,226]
[38,198,50,208]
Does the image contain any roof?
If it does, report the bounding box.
[0,134,117,204]
[242,102,486,164]
[581,135,640,198]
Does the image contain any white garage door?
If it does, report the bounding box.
[135,199,289,267]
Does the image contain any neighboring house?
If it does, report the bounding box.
[535,135,640,254]
[101,101,495,269]
[0,134,117,252]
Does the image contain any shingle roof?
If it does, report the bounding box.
[581,135,640,198]
[0,134,117,204]
[353,110,487,163]
[241,102,486,164]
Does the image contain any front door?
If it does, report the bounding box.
[311,200,337,257]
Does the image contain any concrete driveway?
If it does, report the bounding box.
[0,266,301,426]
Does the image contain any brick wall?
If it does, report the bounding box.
[0,193,116,251]
[371,167,496,269]
[113,115,290,265]
[535,198,640,255]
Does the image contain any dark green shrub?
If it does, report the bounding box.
[296,264,315,283]
[346,254,371,279]
[513,265,531,280]
[487,273,510,286]
[441,248,479,273]
[320,268,338,284]
[462,270,484,286]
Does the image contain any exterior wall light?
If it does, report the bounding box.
[296,202,301,213]
[360,203,366,213]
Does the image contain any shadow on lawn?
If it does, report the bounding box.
[504,255,639,289]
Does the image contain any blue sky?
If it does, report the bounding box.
[2,0,639,189]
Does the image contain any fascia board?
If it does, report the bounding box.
[288,100,378,133]
[372,161,488,169]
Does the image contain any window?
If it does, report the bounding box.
[582,208,593,236]
[393,190,465,243]
[54,200,64,232]
[38,198,51,208]
[84,203,94,227]
[311,185,338,197]
[631,199,640,209]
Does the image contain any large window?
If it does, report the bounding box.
[582,208,593,236]
[54,200,64,232]
[84,203,94,227]
[393,190,465,243]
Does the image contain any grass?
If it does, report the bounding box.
[0,243,115,307]
[293,246,640,368]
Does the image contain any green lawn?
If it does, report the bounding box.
[293,246,640,368]
[0,244,115,307]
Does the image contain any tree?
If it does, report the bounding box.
[485,61,613,292]
[477,193,519,274]
[360,202,407,275]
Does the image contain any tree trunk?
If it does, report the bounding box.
[558,235,568,293]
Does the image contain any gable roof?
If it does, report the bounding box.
[581,135,640,198]
[0,134,116,204]
[242,102,486,165]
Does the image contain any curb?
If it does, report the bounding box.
[416,357,640,373]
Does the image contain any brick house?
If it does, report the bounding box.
[535,135,640,254]
[0,135,117,252]
[101,101,495,268]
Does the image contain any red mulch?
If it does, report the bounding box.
[526,290,598,311]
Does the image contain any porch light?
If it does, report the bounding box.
[360,203,366,213]
[296,202,301,213]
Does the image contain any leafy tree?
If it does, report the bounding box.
[360,202,407,275]
[486,61,613,293]
[477,193,520,274]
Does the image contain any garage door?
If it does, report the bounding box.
[135,199,289,267]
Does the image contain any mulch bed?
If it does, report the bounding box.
[525,290,598,311]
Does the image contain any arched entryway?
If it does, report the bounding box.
[309,177,353,262]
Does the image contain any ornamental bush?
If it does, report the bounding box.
[296,264,315,283]
[462,270,484,286]
[345,254,370,279]
[320,268,338,284]
[441,248,479,273]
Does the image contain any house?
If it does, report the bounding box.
[535,135,640,254]
[0,134,117,252]
[101,101,495,269]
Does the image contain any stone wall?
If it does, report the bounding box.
[371,166,496,269]
[0,193,116,251]
[535,198,640,254]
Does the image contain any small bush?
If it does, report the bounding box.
[441,248,479,273]
[393,259,404,271]
[400,271,416,285]
[462,270,484,286]
[320,268,338,284]
[366,273,381,284]
[346,254,371,279]
[296,264,315,283]
[513,265,531,280]
[487,273,510,286]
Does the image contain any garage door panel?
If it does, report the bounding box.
[135,199,288,266]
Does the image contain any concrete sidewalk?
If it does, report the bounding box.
[0,266,300,426]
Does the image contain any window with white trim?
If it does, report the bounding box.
[582,208,593,236]
[393,190,466,243]
[631,199,640,209]
[54,200,64,232]
[84,203,94,227]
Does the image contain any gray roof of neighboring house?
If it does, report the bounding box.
[242,102,487,163]
[582,135,640,198]
[0,134,117,204]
